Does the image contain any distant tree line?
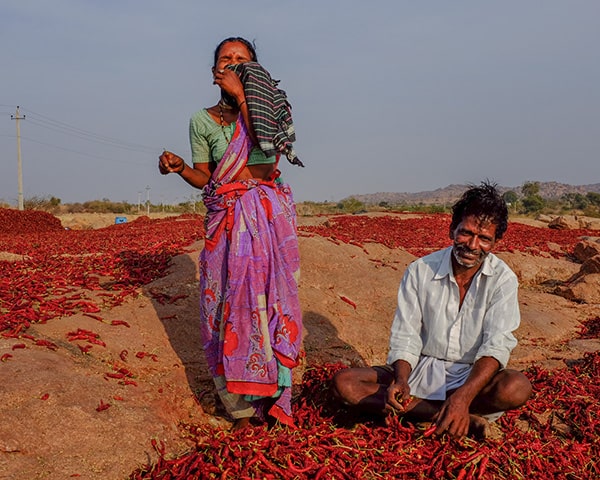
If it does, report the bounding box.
[4,184,600,218]
[1,195,206,215]
[502,181,600,216]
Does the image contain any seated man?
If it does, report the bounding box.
[332,181,532,438]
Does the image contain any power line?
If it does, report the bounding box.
[20,107,161,154]
[2,133,185,165]
[15,136,152,165]
[25,116,158,154]
[4,105,188,156]
[3,104,187,204]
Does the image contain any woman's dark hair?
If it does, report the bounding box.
[213,37,258,66]
[450,180,509,240]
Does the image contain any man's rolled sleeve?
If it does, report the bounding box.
[474,274,520,368]
[386,267,423,370]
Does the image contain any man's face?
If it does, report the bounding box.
[450,215,498,270]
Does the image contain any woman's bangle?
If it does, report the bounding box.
[238,100,246,109]
[176,163,186,174]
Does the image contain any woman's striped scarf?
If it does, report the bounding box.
[228,62,304,167]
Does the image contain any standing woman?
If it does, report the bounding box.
[159,37,304,429]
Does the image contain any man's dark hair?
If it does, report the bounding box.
[450,181,509,240]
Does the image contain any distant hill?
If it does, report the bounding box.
[345,182,600,206]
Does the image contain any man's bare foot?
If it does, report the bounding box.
[468,414,490,439]
[231,417,252,431]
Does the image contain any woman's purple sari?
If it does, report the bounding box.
[199,117,302,425]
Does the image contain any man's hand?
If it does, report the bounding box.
[432,392,471,438]
[430,357,501,438]
[386,380,411,412]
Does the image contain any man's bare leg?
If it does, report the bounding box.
[470,368,532,414]
[331,367,391,414]
[332,366,531,438]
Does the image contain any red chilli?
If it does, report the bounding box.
[96,400,111,412]
[423,423,437,437]
[339,295,357,309]
[110,320,130,328]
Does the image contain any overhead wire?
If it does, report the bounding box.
[2,104,191,203]
[2,105,188,183]
[3,105,190,160]
[20,107,161,154]
[24,117,158,155]
[15,136,151,165]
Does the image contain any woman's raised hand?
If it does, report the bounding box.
[159,150,185,175]
[213,68,245,104]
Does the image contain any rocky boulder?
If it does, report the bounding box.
[548,216,580,230]
[555,272,600,304]
[572,238,600,262]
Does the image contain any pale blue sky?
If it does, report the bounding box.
[1,1,598,205]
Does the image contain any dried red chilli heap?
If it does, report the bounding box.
[0,211,204,337]
[300,214,452,257]
[578,316,600,339]
[3,211,593,337]
[130,353,600,479]
[0,207,63,234]
[299,213,597,258]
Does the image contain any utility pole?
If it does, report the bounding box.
[145,185,150,216]
[137,191,142,213]
[11,106,25,210]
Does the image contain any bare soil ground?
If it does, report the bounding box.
[1,213,599,479]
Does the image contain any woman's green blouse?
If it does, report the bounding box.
[189,109,277,165]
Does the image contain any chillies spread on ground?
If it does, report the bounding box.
[1,209,598,479]
[0,210,204,337]
[129,354,600,479]
[1,210,593,338]
[300,213,596,258]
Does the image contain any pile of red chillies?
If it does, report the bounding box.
[2,209,598,478]
[578,316,600,339]
[2,210,593,337]
[130,349,600,479]
[0,208,63,234]
[300,214,597,258]
[0,209,204,337]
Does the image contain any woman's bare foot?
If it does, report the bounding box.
[231,417,252,431]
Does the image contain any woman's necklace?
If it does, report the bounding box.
[218,102,231,143]
[218,99,234,110]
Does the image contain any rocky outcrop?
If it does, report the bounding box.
[536,214,554,224]
[554,241,600,303]
[572,238,600,262]
[555,272,600,304]
[548,216,580,230]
